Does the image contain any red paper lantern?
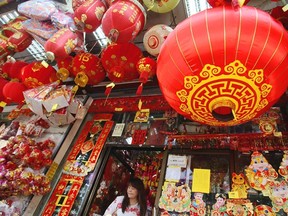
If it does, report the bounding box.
[157,6,288,126]
[72,52,106,86]
[0,77,9,102]
[8,61,28,81]
[101,0,146,43]
[21,62,58,88]
[74,0,107,33]
[101,42,143,82]
[3,81,27,104]
[72,0,87,11]
[44,28,83,61]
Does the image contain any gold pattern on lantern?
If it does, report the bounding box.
[31,62,43,72]
[121,56,127,61]
[176,60,272,126]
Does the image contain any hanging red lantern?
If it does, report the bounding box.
[101,0,146,43]
[56,56,73,81]
[73,0,107,33]
[3,81,27,104]
[157,6,288,126]
[135,57,157,95]
[8,61,28,81]
[101,42,143,83]
[21,62,58,89]
[0,77,9,102]
[44,28,83,62]
[72,52,106,86]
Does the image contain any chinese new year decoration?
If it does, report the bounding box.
[157,5,288,126]
[101,42,143,83]
[101,0,146,43]
[72,52,106,86]
[143,0,180,13]
[73,0,107,33]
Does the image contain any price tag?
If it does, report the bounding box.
[46,161,59,180]
[41,60,49,68]
[0,101,7,107]
[228,191,239,199]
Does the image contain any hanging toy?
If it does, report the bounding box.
[231,172,250,198]
[254,205,275,216]
[211,193,227,215]
[245,151,278,192]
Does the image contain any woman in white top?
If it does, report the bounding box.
[104,177,147,216]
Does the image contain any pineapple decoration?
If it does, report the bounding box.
[245,151,278,192]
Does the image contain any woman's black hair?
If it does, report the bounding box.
[122,177,147,216]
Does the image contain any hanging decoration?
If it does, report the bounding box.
[143,0,180,13]
[73,0,107,33]
[72,0,87,11]
[254,205,275,216]
[270,6,288,30]
[143,24,173,57]
[268,180,288,213]
[231,173,249,198]
[135,57,157,95]
[44,28,83,62]
[245,151,278,192]
[2,81,27,104]
[0,77,9,102]
[6,61,28,81]
[21,61,58,88]
[72,52,106,87]
[207,0,249,7]
[157,5,288,126]
[278,151,288,181]
[101,42,143,83]
[101,0,146,43]
[56,56,74,81]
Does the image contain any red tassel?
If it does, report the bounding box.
[139,71,149,83]
[105,86,112,96]
[136,83,143,95]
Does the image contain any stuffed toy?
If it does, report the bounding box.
[245,151,278,192]
[268,180,288,213]
[231,173,250,198]
[211,193,227,216]
[278,151,288,181]
[254,205,275,216]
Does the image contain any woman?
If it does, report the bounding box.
[104,177,147,216]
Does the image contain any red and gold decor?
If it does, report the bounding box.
[43,115,113,216]
[73,0,107,33]
[21,61,57,88]
[143,24,173,57]
[143,0,180,13]
[72,0,87,11]
[72,52,106,86]
[226,199,253,216]
[254,205,275,216]
[135,57,157,95]
[278,150,288,181]
[56,56,73,81]
[2,81,27,104]
[0,27,32,53]
[0,77,9,102]
[101,0,146,43]
[101,42,143,83]
[7,60,28,81]
[157,5,288,126]
[44,28,83,62]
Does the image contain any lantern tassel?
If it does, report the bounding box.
[105,82,115,96]
[136,83,144,96]
[139,71,149,84]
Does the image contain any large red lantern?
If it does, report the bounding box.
[21,62,58,89]
[8,61,28,81]
[56,56,73,81]
[101,0,146,43]
[101,42,143,82]
[44,28,83,61]
[72,52,106,86]
[157,6,288,126]
[0,77,9,102]
[74,0,107,33]
[3,81,27,104]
